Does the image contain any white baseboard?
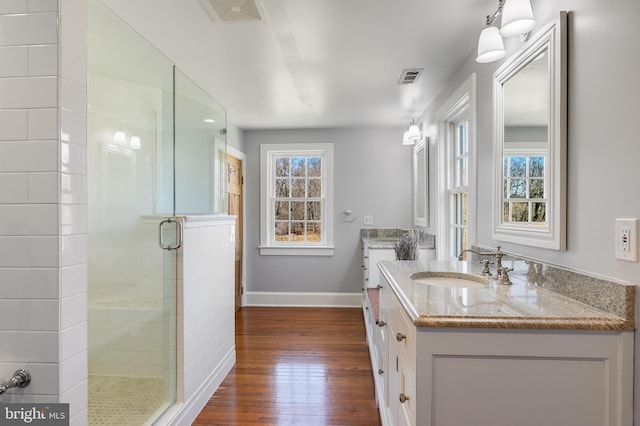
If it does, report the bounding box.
[157,347,236,426]
[245,291,362,307]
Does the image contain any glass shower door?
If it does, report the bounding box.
[87,1,178,424]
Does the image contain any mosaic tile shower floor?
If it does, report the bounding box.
[88,375,164,425]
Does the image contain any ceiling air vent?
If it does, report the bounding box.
[397,68,423,85]
[200,0,265,23]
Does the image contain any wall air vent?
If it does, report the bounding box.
[200,0,266,23]
[397,68,423,85]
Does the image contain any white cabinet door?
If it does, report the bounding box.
[417,329,634,426]
[367,248,396,288]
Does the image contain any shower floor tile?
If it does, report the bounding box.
[88,375,164,425]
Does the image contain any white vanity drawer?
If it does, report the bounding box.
[396,303,416,373]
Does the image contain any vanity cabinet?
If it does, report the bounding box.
[363,245,396,289]
[365,273,634,426]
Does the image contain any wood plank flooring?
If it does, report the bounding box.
[193,307,382,425]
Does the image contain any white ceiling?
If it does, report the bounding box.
[98,0,493,130]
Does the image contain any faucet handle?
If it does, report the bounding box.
[498,267,513,285]
[477,259,493,276]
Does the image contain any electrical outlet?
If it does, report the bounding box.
[363,215,374,226]
[615,218,638,262]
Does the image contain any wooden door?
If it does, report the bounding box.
[227,155,243,311]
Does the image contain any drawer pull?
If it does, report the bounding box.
[377,321,386,327]
[376,284,383,289]
[399,393,410,403]
[378,369,384,375]
[396,332,406,342]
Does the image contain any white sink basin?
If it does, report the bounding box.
[409,271,488,289]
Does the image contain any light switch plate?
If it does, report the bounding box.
[363,215,374,226]
[615,218,638,262]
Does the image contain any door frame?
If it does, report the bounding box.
[227,145,246,308]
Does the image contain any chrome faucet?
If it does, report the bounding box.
[457,246,506,277]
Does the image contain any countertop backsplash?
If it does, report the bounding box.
[361,228,436,249]
[470,245,635,323]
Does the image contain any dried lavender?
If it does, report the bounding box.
[393,229,421,260]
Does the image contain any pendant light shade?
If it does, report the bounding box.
[401,119,421,145]
[407,121,421,141]
[130,135,142,149]
[402,129,413,145]
[500,0,535,37]
[113,130,126,144]
[476,26,506,63]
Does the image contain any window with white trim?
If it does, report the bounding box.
[449,117,469,260]
[436,74,476,261]
[260,143,334,256]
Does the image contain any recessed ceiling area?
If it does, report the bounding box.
[98,0,492,129]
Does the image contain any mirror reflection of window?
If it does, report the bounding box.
[502,153,546,224]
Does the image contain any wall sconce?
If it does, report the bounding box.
[403,119,422,145]
[476,0,535,63]
[130,135,142,150]
[113,130,127,145]
[402,127,412,145]
[112,130,142,149]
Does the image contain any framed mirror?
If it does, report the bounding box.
[413,137,428,227]
[492,12,567,250]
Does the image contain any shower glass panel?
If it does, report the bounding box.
[174,69,228,215]
[87,1,177,424]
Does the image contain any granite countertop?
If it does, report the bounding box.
[378,260,635,331]
[362,236,436,250]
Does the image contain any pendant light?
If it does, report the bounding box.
[130,135,142,149]
[402,128,413,145]
[476,25,506,63]
[407,119,421,142]
[474,0,535,64]
[113,130,126,145]
[500,0,535,37]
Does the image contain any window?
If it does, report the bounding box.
[435,74,476,261]
[450,119,469,259]
[502,151,547,225]
[260,143,334,256]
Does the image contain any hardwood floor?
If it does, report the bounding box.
[193,307,382,425]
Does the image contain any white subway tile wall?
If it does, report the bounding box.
[59,0,88,422]
[0,1,88,424]
[181,220,235,405]
[0,1,27,14]
[0,46,28,78]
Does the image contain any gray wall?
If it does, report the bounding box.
[422,0,640,282]
[244,127,412,293]
[226,121,245,152]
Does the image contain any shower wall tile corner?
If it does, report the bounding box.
[0,1,88,424]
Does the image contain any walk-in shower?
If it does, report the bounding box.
[87,1,227,424]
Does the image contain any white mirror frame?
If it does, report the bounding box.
[492,11,567,250]
[413,137,428,227]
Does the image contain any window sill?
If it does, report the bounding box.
[259,245,335,256]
